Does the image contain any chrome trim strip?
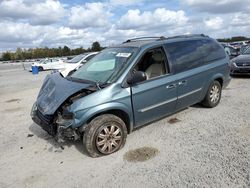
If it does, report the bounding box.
[178,88,202,99]
[138,97,177,113]
[234,62,250,68]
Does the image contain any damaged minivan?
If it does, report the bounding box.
[31,34,231,157]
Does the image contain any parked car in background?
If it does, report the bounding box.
[224,46,239,59]
[230,45,250,75]
[240,45,249,54]
[60,52,98,77]
[31,58,65,71]
[230,41,247,50]
[31,34,231,157]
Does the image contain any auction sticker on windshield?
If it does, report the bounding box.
[116,53,131,58]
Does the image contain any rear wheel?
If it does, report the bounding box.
[202,80,222,108]
[83,114,127,157]
[38,66,43,71]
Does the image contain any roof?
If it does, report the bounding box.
[116,40,160,48]
[116,34,209,48]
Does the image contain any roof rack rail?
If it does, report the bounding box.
[167,34,208,40]
[123,34,208,44]
[124,36,166,43]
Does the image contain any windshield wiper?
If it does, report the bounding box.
[95,81,111,90]
[66,76,95,84]
[96,82,101,90]
[66,76,108,90]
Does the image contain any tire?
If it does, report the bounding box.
[83,114,127,157]
[202,80,222,108]
[38,66,44,71]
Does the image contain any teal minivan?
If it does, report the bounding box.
[31,34,231,157]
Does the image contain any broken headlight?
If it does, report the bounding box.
[61,107,74,120]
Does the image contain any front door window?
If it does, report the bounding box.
[134,48,168,81]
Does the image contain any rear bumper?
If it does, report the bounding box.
[223,76,231,89]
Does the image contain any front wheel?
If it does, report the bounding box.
[83,114,127,157]
[202,80,222,108]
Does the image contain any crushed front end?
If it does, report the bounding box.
[30,72,96,142]
[31,102,57,136]
[31,101,81,142]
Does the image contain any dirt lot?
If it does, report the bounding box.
[0,63,249,188]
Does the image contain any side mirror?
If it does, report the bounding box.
[81,60,87,64]
[127,71,147,85]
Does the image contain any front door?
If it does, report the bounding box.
[51,59,64,70]
[130,47,178,127]
[42,59,52,70]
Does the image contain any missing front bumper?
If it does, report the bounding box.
[31,103,57,136]
[31,103,80,142]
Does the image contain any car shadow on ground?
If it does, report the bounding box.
[231,75,250,79]
[191,103,207,109]
[29,123,88,156]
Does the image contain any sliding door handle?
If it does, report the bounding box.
[166,84,176,89]
[178,80,187,85]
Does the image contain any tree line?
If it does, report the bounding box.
[2,36,250,61]
[1,41,103,61]
[217,36,250,43]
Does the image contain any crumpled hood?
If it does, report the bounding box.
[233,54,250,62]
[37,73,91,115]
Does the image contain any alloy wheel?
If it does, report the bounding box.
[95,124,122,154]
[210,85,220,103]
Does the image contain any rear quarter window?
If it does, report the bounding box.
[165,39,226,73]
[202,39,226,62]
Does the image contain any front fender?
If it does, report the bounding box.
[72,102,134,131]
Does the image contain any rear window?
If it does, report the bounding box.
[165,39,225,73]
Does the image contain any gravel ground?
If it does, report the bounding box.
[0,63,249,188]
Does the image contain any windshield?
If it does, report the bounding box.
[39,59,49,64]
[68,54,85,64]
[242,46,250,54]
[70,47,138,83]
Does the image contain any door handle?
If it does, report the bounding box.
[178,80,187,85]
[166,84,176,89]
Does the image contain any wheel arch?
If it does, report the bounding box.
[86,109,132,133]
[38,66,44,71]
[201,73,224,101]
[75,103,134,134]
[214,77,223,87]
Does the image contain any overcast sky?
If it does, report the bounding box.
[0,0,250,51]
